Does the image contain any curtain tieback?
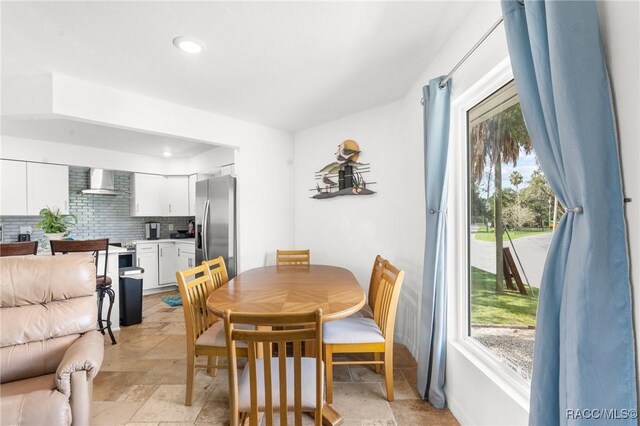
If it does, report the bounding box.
[429,209,446,215]
[566,206,583,214]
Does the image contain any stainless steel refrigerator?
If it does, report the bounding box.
[195,176,237,278]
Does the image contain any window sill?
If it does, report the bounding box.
[449,337,531,412]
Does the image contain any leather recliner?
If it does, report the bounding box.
[0,254,105,425]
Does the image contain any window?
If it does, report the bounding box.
[466,80,561,380]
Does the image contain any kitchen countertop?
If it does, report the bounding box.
[133,238,195,244]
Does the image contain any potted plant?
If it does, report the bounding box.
[35,207,77,240]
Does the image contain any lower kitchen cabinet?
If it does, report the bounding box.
[158,242,178,285]
[177,242,196,271]
[137,243,159,290]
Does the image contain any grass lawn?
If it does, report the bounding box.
[474,227,550,242]
[471,267,539,326]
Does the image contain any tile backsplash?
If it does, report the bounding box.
[1,168,193,243]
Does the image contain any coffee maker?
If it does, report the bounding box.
[144,222,160,240]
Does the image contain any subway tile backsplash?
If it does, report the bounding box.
[0,168,193,243]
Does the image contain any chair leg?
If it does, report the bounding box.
[384,348,394,402]
[105,286,117,345]
[185,353,195,406]
[97,288,105,335]
[207,355,217,376]
[323,344,334,404]
[374,352,383,374]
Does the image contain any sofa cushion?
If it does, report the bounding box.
[0,373,56,397]
[1,389,71,426]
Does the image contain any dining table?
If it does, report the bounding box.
[206,264,366,426]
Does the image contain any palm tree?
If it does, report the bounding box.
[470,103,532,292]
[510,170,524,205]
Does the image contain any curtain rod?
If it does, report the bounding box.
[421,17,504,105]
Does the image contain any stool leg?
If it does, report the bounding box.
[105,286,117,345]
[97,288,106,335]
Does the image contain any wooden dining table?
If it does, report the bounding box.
[206,264,366,426]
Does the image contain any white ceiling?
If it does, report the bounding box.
[1,118,218,159]
[1,1,475,132]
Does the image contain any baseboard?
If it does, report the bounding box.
[447,394,473,426]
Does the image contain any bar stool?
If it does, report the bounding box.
[0,241,38,257]
[50,238,117,344]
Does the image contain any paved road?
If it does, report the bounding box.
[470,232,553,288]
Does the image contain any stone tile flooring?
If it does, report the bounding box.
[93,291,459,425]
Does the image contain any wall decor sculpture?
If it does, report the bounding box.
[311,139,376,199]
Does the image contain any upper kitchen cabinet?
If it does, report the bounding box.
[188,174,197,216]
[26,163,69,215]
[167,176,189,216]
[0,160,28,215]
[131,173,168,216]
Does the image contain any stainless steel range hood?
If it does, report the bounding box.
[82,168,122,195]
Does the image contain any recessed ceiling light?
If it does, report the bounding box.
[173,36,205,54]
[163,151,173,158]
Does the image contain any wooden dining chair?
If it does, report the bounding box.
[322,261,404,403]
[0,241,38,257]
[50,238,116,344]
[276,249,311,266]
[177,262,248,406]
[224,309,324,426]
[202,256,229,290]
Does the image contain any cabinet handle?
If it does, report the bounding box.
[136,203,139,213]
[178,248,181,256]
[160,248,163,257]
[137,257,140,266]
[64,200,68,211]
[169,204,172,214]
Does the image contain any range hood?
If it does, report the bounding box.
[82,168,122,196]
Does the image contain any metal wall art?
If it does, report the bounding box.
[311,140,376,199]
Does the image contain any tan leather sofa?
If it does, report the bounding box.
[0,254,104,425]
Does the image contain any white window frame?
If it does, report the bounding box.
[447,57,531,411]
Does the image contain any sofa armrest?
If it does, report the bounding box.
[55,330,104,396]
[1,390,71,426]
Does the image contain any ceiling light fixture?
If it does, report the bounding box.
[162,151,173,158]
[172,36,205,54]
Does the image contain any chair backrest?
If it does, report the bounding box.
[372,262,405,341]
[368,255,388,310]
[224,309,323,426]
[50,238,109,280]
[176,263,219,345]
[276,249,310,266]
[202,256,229,290]
[0,241,38,257]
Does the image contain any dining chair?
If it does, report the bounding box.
[177,262,248,406]
[50,238,116,344]
[322,261,404,403]
[224,308,324,426]
[202,256,229,290]
[276,249,311,266]
[0,241,38,256]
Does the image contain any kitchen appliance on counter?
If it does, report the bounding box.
[18,233,31,242]
[196,176,237,278]
[170,230,191,239]
[144,222,160,240]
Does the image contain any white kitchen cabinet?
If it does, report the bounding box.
[167,176,189,216]
[158,242,178,285]
[137,243,159,290]
[188,174,197,216]
[26,163,69,215]
[177,241,196,271]
[0,160,27,215]
[131,173,168,216]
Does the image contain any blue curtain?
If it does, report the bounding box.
[417,77,451,409]
[502,1,637,424]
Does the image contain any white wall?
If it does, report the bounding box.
[294,1,639,425]
[1,73,294,271]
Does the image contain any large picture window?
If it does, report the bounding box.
[467,80,561,380]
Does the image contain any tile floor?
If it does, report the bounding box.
[93,291,459,425]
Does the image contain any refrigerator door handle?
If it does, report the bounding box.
[203,199,210,260]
